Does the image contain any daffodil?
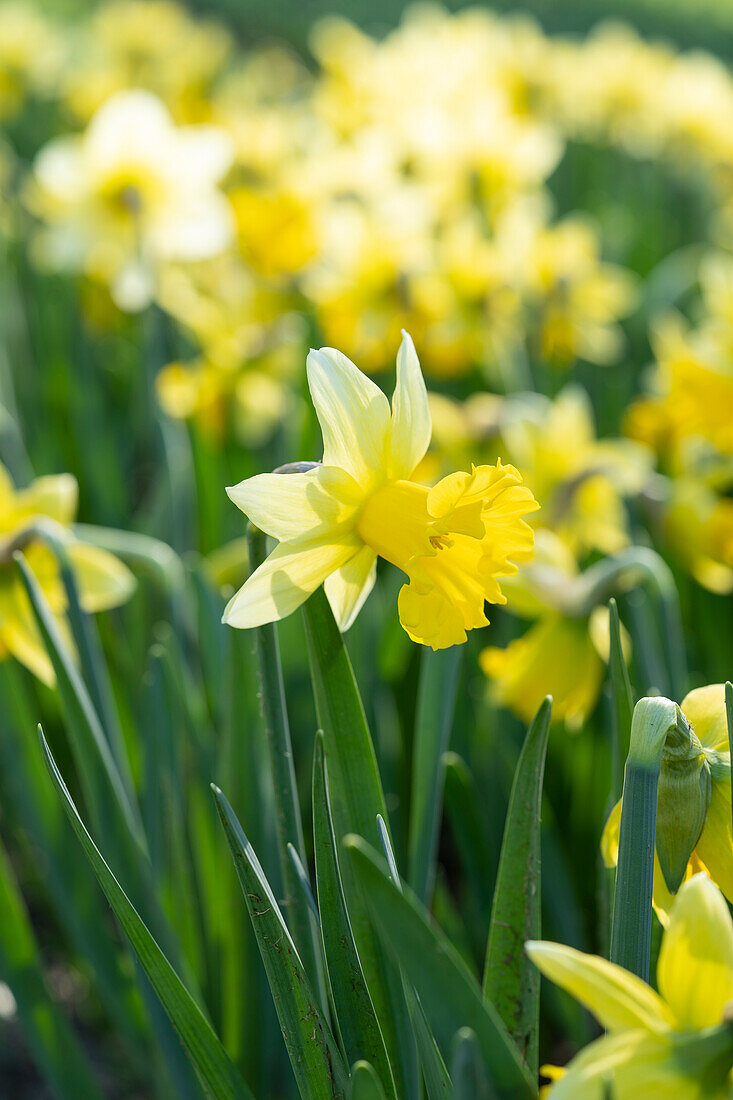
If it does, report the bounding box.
[528,874,733,1098]
[0,464,135,684]
[602,684,733,921]
[479,530,630,729]
[223,334,537,648]
[29,89,234,310]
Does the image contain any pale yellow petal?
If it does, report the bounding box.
[388,330,431,480]
[0,579,55,685]
[306,347,391,489]
[66,543,136,613]
[324,545,377,631]
[657,874,733,1030]
[526,941,673,1033]
[545,1029,727,1100]
[14,473,78,526]
[223,536,361,629]
[681,685,729,752]
[600,800,622,868]
[226,466,362,544]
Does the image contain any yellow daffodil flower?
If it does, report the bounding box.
[29,89,234,310]
[0,0,62,121]
[527,874,733,1098]
[223,334,538,648]
[0,464,135,684]
[479,530,630,729]
[59,0,232,123]
[602,684,733,921]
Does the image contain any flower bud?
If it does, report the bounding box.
[656,708,712,894]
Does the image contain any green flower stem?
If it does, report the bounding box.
[721,677,726,831]
[610,697,678,981]
[246,523,325,1006]
[527,546,686,699]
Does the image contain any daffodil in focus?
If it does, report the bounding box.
[0,464,135,684]
[602,684,733,919]
[528,874,733,1098]
[29,89,234,310]
[223,334,538,648]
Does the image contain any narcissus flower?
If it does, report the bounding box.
[0,464,135,684]
[528,874,733,1099]
[29,89,234,310]
[602,684,733,920]
[224,334,538,648]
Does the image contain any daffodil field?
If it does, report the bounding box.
[2,0,733,1096]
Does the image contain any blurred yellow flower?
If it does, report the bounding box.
[0,464,135,684]
[500,386,652,557]
[224,334,537,648]
[0,0,62,121]
[602,684,733,921]
[29,89,234,310]
[60,0,232,123]
[480,530,629,729]
[527,874,733,1098]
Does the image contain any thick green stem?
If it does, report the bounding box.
[610,696,678,981]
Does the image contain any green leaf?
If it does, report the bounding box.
[312,733,396,1097]
[246,525,324,998]
[15,551,144,853]
[608,599,634,802]
[39,728,253,1100]
[408,645,462,904]
[345,836,537,1099]
[302,588,413,1096]
[211,782,349,1100]
[483,696,551,1077]
[348,1061,388,1100]
[450,1028,495,1100]
[0,837,104,1099]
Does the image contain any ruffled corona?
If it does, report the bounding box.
[224,334,538,647]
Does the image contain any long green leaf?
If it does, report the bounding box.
[211,783,349,1100]
[0,837,104,1099]
[38,728,253,1100]
[345,836,537,1099]
[608,599,634,802]
[246,524,324,999]
[483,696,551,1077]
[451,1028,495,1100]
[408,645,462,904]
[15,551,143,851]
[302,588,413,1097]
[312,733,396,1097]
[348,1061,388,1100]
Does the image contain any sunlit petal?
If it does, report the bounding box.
[226,466,363,543]
[324,544,378,631]
[388,330,431,480]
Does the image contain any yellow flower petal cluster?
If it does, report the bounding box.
[602,684,733,921]
[224,335,537,648]
[29,89,234,310]
[528,874,733,1098]
[0,464,135,684]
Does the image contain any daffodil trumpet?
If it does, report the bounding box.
[223,334,538,649]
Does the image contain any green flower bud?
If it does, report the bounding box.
[656,707,712,894]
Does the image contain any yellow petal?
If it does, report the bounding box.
[657,874,733,1031]
[13,473,78,527]
[526,941,673,1034]
[226,466,362,544]
[223,536,361,629]
[481,616,604,730]
[681,685,729,752]
[695,775,733,903]
[0,578,55,685]
[324,544,377,631]
[306,347,391,489]
[387,330,431,480]
[544,1029,727,1100]
[66,543,136,613]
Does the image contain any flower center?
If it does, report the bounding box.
[355,479,438,572]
